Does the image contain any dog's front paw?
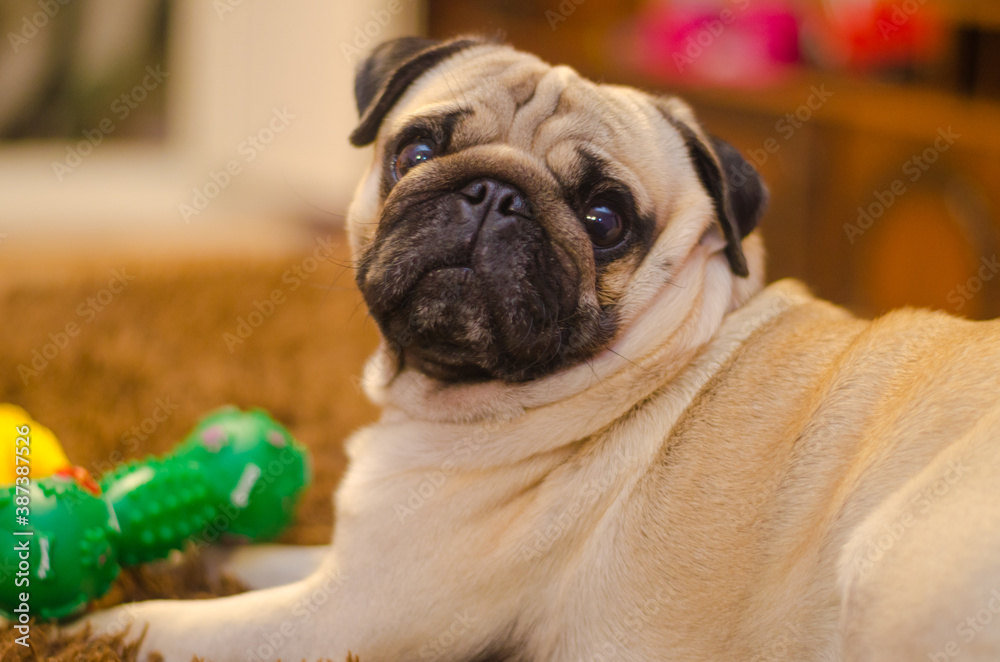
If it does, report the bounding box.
[58,602,155,658]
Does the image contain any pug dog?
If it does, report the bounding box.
[78,36,1000,662]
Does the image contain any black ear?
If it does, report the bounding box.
[353,37,441,117]
[672,124,768,277]
[350,36,484,147]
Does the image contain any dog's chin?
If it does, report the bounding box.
[396,266,495,381]
[379,266,566,383]
[401,347,493,382]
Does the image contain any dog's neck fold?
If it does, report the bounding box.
[356,233,809,470]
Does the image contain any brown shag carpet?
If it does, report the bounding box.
[0,230,378,661]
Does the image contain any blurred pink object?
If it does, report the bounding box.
[626,1,802,88]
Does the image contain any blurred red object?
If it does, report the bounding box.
[625,1,802,89]
[54,465,102,496]
[805,0,944,72]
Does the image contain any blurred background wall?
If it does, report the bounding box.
[0,0,421,262]
[2,0,999,319]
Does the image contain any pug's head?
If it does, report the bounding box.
[348,36,766,383]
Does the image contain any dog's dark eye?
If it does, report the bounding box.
[393,139,436,180]
[583,203,624,248]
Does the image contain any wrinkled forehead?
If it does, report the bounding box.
[380,46,693,218]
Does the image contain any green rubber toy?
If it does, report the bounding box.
[0,407,310,621]
[0,475,120,620]
[175,407,311,541]
[99,456,218,565]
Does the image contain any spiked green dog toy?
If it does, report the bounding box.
[0,406,310,620]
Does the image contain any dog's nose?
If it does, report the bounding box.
[460,178,532,219]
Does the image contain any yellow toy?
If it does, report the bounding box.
[0,404,71,484]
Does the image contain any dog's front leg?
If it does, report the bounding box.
[76,560,357,662]
[200,543,330,590]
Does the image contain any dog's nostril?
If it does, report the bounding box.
[498,193,532,218]
[461,181,487,205]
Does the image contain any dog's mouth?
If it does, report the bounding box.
[391,266,498,382]
[378,257,571,382]
[402,346,492,382]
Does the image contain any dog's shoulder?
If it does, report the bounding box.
[675,282,1000,450]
